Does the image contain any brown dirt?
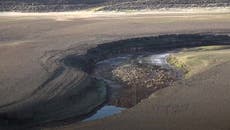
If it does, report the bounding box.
[49,60,230,130]
[0,12,230,129]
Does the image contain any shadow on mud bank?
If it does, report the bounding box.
[0,33,230,129]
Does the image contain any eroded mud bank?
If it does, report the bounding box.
[0,34,230,129]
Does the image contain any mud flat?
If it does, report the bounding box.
[0,11,230,130]
[45,38,230,130]
[43,34,230,130]
[41,34,230,128]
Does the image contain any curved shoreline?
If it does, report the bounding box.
[0,34,230,129]
[42,34,230,122]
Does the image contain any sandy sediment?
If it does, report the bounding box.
[0,11,230,129]
[0,46,107,128]
[51,59,230,130]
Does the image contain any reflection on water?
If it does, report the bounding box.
[96,55,131,66]
[85,53,172,122]
[138,53,170,68]
[83,105,125,122]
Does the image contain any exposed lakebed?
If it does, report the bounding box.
[83,52,179,121]
[1,34,230,129]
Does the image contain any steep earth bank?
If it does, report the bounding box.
[1,34,230,129]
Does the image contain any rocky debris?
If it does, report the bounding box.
[102,0,230,11]
[113,63,175,89]
[109,63,176,108]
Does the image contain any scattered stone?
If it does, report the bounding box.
[112,63,175,89]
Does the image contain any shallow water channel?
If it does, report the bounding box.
[83,52,172,122]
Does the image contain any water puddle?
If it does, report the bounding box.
[96,55,131,66]
[83,105,125,122]
[137,53,170,68]
[84,52,173,122]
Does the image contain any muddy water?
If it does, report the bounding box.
[138,53,170,68]
[83,105,125,122]
[84,53,172,121]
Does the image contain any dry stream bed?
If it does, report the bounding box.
[84,52,180,121]
[1,34,230,130]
